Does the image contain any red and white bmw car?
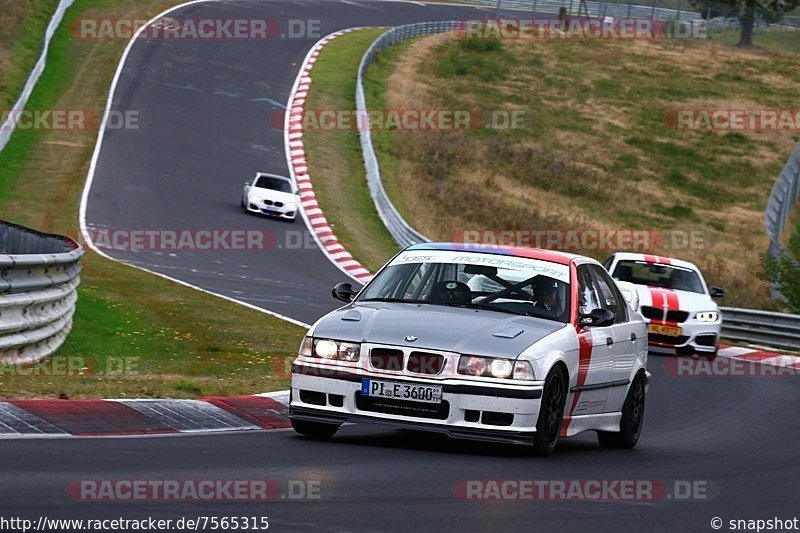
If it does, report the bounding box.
[290,244,649,456]
[604,252,725,357]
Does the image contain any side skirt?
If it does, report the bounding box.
[560,412,622,438]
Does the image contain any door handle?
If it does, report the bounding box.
[606,337,614,346]
[631,332,637,341]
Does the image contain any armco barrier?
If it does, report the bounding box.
[469,0,702,22]
[720,307,800,351]
[0,0,76,154]
[356,22,459,248]
[765,144,800,260]
[0,220,83,363]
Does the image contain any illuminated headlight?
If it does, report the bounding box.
[489,359,513,379]
[285,202,297,209]
[695,311,719,322]
[458,356,534,380]
[312,338,361,361]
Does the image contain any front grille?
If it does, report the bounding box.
[274,201,284,208]
[407,352,444,375]
[355,393,449,420]
[642,306,689,323]
[666,310,690,323]
[263,199,273,206]
[640,306,662,320]
[649,334,690,346]
[370,348,404,372]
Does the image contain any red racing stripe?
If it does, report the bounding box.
[561,330,593,436]
[644,255,671,265]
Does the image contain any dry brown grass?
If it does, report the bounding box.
[370,34,800,309]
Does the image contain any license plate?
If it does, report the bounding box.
[649,323,682,336]
[361,379,442,404]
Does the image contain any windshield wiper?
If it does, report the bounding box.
[436,301,531,316]
[359,298,426,304]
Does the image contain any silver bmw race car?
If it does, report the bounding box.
[290,243,649,456]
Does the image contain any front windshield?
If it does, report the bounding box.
[358,250,572,323]
[254,176,293,193]
[612,259,705,294]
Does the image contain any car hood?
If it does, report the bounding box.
[311,302,565,359]
[633,285,718,312]
[248,188,296,203]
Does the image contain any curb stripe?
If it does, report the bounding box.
[283,29,374,286]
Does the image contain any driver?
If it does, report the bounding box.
[534,280,560,314]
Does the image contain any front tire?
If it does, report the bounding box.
[532,366,567,457]
[291,418,339,440]
[597,372,645,449]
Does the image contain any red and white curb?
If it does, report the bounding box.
[0,392,290,438]
[284,29,374,286]
[718,345,800,369]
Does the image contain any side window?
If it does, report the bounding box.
[576,265,602,316]
[589,265,628,324]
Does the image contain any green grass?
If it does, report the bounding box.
[0,0,307,399]
[302,28,400,273]
[0,0,60,112]
[0,0,92,200]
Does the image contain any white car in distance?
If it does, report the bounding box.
[242,173,299,222]
[604,252,724,358]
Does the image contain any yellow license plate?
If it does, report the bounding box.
[649,324,682,336]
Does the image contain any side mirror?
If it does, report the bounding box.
[710,286,725,298]
[295,190,302,196]
[579,308,615,328]
[332,282,358,303]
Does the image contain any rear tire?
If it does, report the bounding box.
[291,419,339,440]
[532,366,567,457]
[597,372,645,449]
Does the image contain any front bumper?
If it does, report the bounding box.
[246,200,296,220]
[290,363,545,445]
[647,319,721,355]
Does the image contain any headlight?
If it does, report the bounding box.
[457,356,534,380]
[311,338,361,361]
[695,311,719,322]
[285,202,297,209]
[489,359,513,379]
[299,336,313,356]
[512,360,535,380]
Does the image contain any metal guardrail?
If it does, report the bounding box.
[0,220,83,363]
[765,144,800,260]
[720,307,800,351]
[471,0,703,22]
[356,22,454,248]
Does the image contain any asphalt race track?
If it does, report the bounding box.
[83,0,512,325]
[2,359,799,531]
